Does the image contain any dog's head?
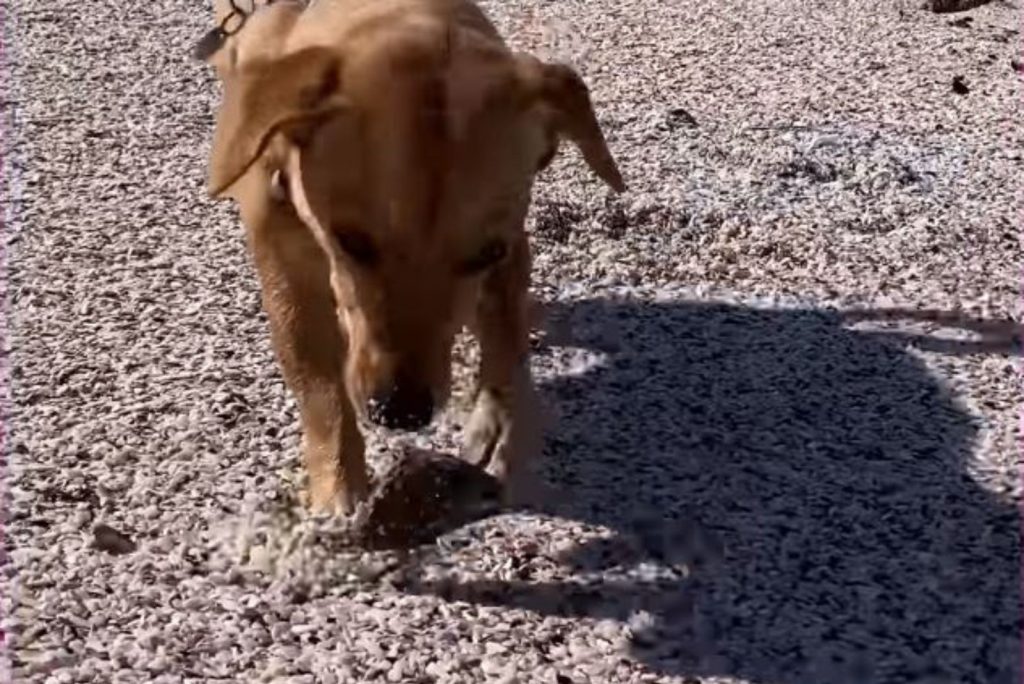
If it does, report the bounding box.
[203,1,624,430]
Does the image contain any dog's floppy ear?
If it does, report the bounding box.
[208,46,347,198]
[516,55,625,192]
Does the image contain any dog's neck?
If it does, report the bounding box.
[194,0,312,62]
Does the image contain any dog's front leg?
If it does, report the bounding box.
[265,287,371,516]
[296,378,369,515]
[269,293,370,515]
[244,205,371,515]
[464,234,543,504]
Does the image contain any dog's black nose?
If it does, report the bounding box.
[367,383,434,431]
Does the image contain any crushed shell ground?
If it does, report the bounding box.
[1,0,1021,682]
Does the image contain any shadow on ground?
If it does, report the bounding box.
[404,297,1020,684]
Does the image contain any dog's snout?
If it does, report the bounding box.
[367,382,434,431]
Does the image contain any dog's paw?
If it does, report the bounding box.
[307,473,370,517]
[462,381,544,505]
[462,388,506,469]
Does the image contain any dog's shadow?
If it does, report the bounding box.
[407,296,1020,684]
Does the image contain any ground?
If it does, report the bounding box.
[2,0,1021,682]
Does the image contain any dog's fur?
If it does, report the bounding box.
[203,0,624,514]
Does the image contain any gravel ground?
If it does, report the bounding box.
[2,0,1021,682]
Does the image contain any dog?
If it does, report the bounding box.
[200,0,625,515]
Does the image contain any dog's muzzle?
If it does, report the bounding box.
[367,382,434,431]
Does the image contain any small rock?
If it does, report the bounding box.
[594,620,622,641]
[270,622,292,642]
[568,639,595,661]
[481,656,504,675]
[425,661,448,678]
[386,660,406,682]
[72,508,92,529]
[25,649,75,675]
[91,524,136,555]
[145,654,169,673]
[248,545,273,573]
[666,106,698,128]
[951,75,970,95]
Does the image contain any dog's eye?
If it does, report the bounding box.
[335,230,379,267]
[459,240,507,275]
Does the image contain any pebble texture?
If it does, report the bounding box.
[2,0,1021,682]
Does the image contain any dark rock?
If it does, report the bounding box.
[91,523,136,555]
[952,75,970,95]
[351,447,502,551]
[929,0,993,13]
[667,106,698,128]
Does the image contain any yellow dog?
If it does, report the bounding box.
[200,0,624,514]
